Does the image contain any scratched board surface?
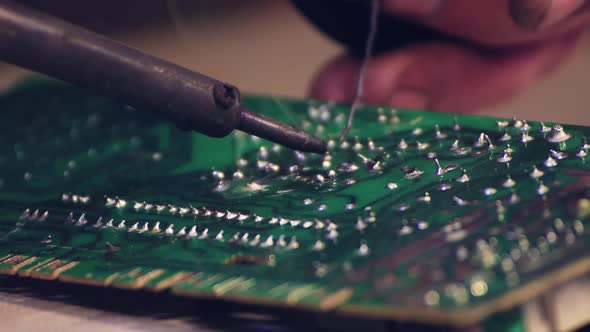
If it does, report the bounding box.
[1,79,589,327]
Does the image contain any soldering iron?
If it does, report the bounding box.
[0,0,327,154]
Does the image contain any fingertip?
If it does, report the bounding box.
[389,89,431,110]
[509,0,551,30]
[310,51,417,107]
[309,55,358,102]
[509,0,588,31]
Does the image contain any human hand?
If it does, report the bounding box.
[304,0,588,113]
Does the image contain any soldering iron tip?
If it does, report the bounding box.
[301,133,329,154]
[237,109,327,154]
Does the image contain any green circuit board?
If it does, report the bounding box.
[1,79,589,327]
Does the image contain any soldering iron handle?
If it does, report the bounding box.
[0,0,242,137]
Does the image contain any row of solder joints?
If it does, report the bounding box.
[18,209,311,251]
[17,207,370,258]
[100,196,337,231]
[60,189,337,231]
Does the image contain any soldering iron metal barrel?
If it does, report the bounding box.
[0,0,241,137]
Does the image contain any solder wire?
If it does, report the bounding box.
[339,0,380,141]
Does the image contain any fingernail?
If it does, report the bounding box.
[510,0,588,30]
[389,89,430,110]
[385,0,443,17]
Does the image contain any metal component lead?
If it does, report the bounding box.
[549,149,567,160]
[77,213,88,225]
[499,131,512,142]
[435,125,447,140]
[503,175,516,188]
[544,155,558,168]
[474,133,486,147]
[497,152,512,163]
[537,182,549,195]
[546,125,571,143]
[312,240,325,251]
[456,169,470,183]
[521,132,533,143]
[530,166,544,178]
[357,242,370,256]
[398,138,408,150]
[434,159,445,176]
[165,224,175,235]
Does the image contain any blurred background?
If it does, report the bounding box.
[0,0,589,125]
